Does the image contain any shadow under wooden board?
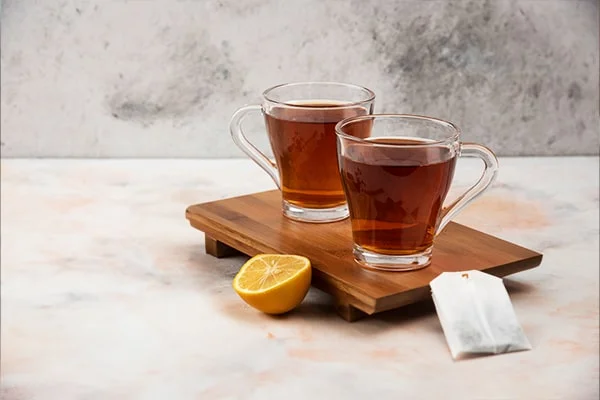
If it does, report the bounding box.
[186,190,543,322]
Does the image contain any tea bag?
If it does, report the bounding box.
[430,270,532,360]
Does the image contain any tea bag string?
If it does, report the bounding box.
[463,273,498,353]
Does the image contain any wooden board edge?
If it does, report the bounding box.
[372,254,544,314]
[188,216,279,257]
[186,210,379,315]
[311,272,377,315]
[186,198,545,318]
[484,253,544,278]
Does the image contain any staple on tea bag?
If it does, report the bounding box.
[430,270,532,360]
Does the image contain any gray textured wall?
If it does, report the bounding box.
[1,0,598,158]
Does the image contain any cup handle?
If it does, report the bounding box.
[436,142,499,234]
[229,105,281,189]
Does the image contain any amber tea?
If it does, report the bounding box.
[230,82,375,223]
[265,102,367,208]
[340,138,457,254]
[336,114,498,271]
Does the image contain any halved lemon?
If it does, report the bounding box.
[232,254,312,315]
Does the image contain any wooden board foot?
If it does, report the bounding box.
[205,236,240,258]
[335,301,367,322]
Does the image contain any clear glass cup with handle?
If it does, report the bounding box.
[336,114,499,271]
[230,82,375,223]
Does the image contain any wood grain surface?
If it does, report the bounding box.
[186,190,543,321]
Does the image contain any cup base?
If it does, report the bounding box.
[282,200,349,223]
[353,245,432,272]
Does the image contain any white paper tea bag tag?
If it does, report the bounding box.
[430,270,532,360]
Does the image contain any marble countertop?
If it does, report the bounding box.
[1,157,598,400]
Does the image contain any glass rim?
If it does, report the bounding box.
[262,81,376,108]
[335,114,461,146]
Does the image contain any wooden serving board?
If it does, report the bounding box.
[186,190,542,321]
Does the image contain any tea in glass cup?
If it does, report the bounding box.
[230,82,375,223]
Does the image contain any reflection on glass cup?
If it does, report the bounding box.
[336,114,499,271]
[230,82,375,223]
